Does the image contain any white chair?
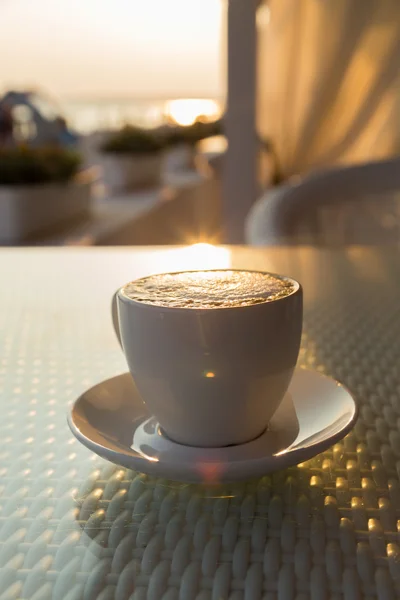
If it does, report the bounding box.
[246,157,400,246]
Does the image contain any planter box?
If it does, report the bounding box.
[101,153,162,192]
[165,144,196,173]
[0,181,91,244]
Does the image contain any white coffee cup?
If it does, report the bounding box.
[112,269,302,447]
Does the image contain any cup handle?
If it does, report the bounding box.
[111,291,123,348]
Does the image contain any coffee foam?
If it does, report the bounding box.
[123,270,295,309]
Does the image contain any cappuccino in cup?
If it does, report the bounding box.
[123,270,295,309]
[113,269,302,447]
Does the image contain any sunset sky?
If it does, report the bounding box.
[0,0,223,99]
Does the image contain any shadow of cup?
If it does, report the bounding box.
[73,420,300,565]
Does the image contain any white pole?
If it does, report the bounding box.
[222,0,259,243]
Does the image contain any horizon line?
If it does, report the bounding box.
[62,93,225,103]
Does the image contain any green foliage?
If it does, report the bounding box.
[102,120,224,154]
[164,119,223,147]
[0,146,82,186]
[101,126,164,155]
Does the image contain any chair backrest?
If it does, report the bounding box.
[245,158,400,246]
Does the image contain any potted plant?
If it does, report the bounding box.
[163,119,223,147]
[100,126,164,192]
[161,119,223,171]
[0,145,91,243]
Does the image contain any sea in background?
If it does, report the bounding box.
[61,97,224,133]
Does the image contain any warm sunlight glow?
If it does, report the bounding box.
[140,244,231,275]
[165,99,222,126]
[134,448,160,462]
[181,243,231,270]
[192,242,216,251]
[257,5,271,28]
[204,371,216,378]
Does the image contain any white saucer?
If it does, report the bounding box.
[68,369,357,483]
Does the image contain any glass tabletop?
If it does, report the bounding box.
[0,245,399,600]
